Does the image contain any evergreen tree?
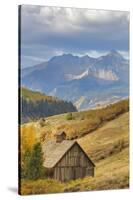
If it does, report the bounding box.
[24,142,44,180]
[21,97,77,123]
[21,149,31,178]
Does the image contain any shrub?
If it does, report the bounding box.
[39,118,46,127]
[66,112,73,120]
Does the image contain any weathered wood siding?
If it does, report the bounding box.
[54,143,94,182]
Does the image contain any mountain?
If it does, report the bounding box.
[21,61,48,78]
[21,51,129,110]
[20,87,77,123]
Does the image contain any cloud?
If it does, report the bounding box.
[21,55,46,68]
[21,43,65,67]
[20,5,129,67]
[118,50,129,59]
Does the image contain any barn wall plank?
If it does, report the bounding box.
[54,143,94,181]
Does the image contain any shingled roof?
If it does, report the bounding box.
[42,140,76,168]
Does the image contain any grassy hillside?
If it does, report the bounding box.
[78,112,129,162]
[20,87,77,123]
[20,99,129,194]
[35,99,128,141]
[21,87,57,102]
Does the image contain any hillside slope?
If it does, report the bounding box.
[20,87,77,123]
[78,112,129,162]
[65,112,129,191]
[20,110,129,194]
[34,99,129,141]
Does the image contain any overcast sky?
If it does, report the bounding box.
[20,5,129,68]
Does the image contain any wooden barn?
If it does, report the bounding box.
[42,131,95,182]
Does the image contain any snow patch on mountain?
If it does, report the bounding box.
[93,69,119,81]
[65,70,89,80]
[65,69,119,81]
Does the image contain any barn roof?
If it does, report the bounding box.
[42,140,95,168]
[55,131,66,136]
[42,140,76,168]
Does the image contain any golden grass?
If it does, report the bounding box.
[20,110,129,194]
[20,179,65,195]
[32,99,128,142]
[64,112,129,192]
[20,146,129,195]
[64,147,129,192]
[78,112,129,161]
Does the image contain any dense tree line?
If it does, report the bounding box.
[20,97,77,123]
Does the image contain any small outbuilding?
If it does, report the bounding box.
[42,131,95,182]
